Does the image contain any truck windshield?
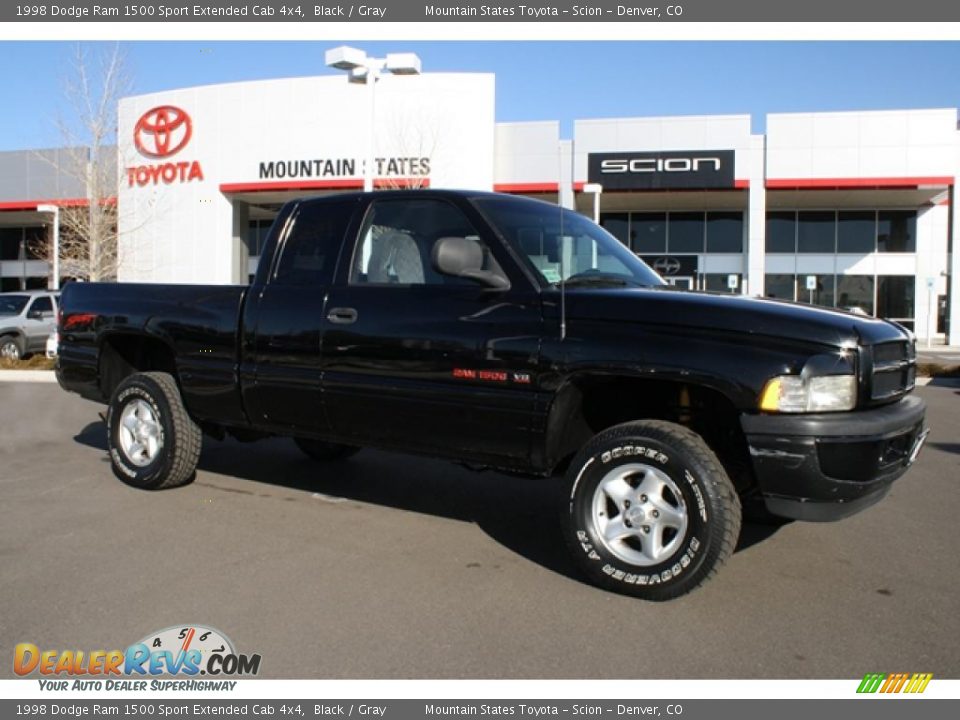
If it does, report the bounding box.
[474,196,665,288]
[0,295,29,316]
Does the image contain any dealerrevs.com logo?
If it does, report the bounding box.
[14,625,261,691]
[127,105,205,188]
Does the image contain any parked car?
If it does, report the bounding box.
[56,191,927,600]
[0,290,60,361]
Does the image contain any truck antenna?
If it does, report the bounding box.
[559,208,567,341]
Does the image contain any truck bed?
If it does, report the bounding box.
[57,282,248,427]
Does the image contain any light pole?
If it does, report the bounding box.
[583,183,603,269]
[37,204,60,290]
[583,183,603,224]
[325,46,422,192]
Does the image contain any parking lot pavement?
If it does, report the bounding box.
[1,380,958,680]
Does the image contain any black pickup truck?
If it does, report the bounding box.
[57,190,928,600]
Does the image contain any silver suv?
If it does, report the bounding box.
[0,291,60,361]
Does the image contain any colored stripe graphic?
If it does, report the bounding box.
[908,673,934,693]
[857,672,932,693]
[857,673,886,693]
[888,673,909,693]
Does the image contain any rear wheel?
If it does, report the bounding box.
[106,372,202,490]
[294,437,360,462]
[562,419,741,601]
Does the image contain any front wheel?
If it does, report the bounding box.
[106,372,202,490]
[562,420,741,601]
[0,335,24,361]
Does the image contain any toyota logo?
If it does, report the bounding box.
[134,105,192,159]
[652,257,682,276]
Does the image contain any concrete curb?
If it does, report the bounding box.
[0,370,57,383]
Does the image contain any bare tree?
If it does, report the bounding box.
[32,43,130,282]
[376,98,443,190]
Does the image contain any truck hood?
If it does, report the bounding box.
[561,287,909,348]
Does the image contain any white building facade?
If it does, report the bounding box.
[116,72,496,285]
[498,108,959,344]
[2,71,958,343]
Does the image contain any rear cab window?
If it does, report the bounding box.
[272,199,357,286]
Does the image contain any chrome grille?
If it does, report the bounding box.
[871,340,916,401]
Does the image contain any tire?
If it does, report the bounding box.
[294,437,360,462]
[0,335,24,361]
[106,372,202,490]
[562,420,741,601]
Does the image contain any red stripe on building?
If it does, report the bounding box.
[572,181,750,192]
[0,197,106,211]
[493,182,560,193]
[219,179,429,193]
[767,176,953,190]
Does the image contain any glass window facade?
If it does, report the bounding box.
[0,226,49,292]
[877,275,915,322]
[702,273,742,292]
[765,210,918,255]
[797,211,836,253]
[668,212,705,253]
[837,211,876,253]
[705,212,743,253]
[599,211,743,255]
[764,274,796,301]
[835,275,876,315]
[630,213,667,254]
[798,273,836,308]
[1,228,24,261]
[877,211,917,252]
[766,212,796,253]
[599,213,629,247]
[496,203,918,328]
[763,273,902,319]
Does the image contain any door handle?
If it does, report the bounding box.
[327,307,358,325]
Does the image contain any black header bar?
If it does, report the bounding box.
[0,699,957,720]
[5,1,960,22]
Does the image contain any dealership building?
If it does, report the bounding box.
[1,69,958,343]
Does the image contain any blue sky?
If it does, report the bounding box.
[2,41,959,150]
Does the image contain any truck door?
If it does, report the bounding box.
[321,196,543,467]
[242,197,359,432]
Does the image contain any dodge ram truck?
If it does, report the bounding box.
[56,190,928,600]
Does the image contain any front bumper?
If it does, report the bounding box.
[740,395,927,521]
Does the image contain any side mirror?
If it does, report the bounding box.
[431,237,509,290]
[27,310,43,320]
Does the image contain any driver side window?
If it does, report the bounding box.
[350,199,505,287]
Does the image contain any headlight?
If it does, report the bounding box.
[759,374,857,413]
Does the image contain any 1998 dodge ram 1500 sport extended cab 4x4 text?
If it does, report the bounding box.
[56,190,928,600]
